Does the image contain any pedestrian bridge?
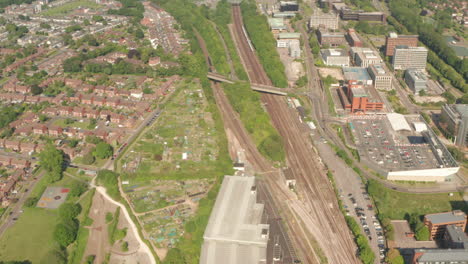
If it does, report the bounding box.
[207,72,287,96]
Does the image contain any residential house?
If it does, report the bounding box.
[32,124,48,135]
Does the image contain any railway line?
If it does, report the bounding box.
[231,4,360,263]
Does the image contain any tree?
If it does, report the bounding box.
[69,182,88,198]
[134,28,144,39]
[58,203,82,221]
[39,144,64,183]
[94,142,113,159]
[53,221,78,247]
[30,84,43,96]
[82,151,95,165]
[24,197,38,207]
[415,226,430,241]
[386,248,404,264]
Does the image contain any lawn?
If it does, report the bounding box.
[53,118,91,129]
[0,208,59,262]
[368,179,468,220]
[41,0,101,16]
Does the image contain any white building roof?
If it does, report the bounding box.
[413,122,427,132]
[387,113,412,131]
[200,176,269,264]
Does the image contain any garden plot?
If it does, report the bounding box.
[124,179,214,213]
[121,81,220,180]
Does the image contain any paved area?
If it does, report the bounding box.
[314,137,384,263]
[37,186,69,209]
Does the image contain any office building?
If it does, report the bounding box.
[200,176,269,264]
[279,1,299,12]
[339,8,385,22]
[393,46,428,70]
[317,28,346,47]
[320,49,349,66]
[338,80,384,113]
[385,32,419,56]
[368,64,392,91]
[440,104,468,147]
[309,13,339,30]
[424,210,467,240]
[412,248,468,264]
[346,28,362,47]
[353,48,382,67]
[405,69,428,94]
[444,225,468,249]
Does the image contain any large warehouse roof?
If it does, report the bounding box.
[387,113,411,131]
[200,176,269,264]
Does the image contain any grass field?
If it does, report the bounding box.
[41,0,101,16]
[368,179,468,219]
[0,208,59,262]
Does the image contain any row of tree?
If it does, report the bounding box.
[345,216,375,264]
[240,0,288,88]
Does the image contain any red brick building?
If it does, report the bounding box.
[385,32,418,56]
[424,210,467,240]
[338,81,384,114]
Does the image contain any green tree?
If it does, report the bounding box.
[82,150,95,165]
[58,203,82,221]
[24,197,38,207]
[30,84,43,95]
[39,144,64,183]
[69,182,88,198]
[40,248,67,264]
[386,248,404,264]
[53,221,78,247]
[94,142,113,159]
[415,226,430,241]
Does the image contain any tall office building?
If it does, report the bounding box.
[392,46,428,70]
[367,64,392,91]
[440,104,468,147]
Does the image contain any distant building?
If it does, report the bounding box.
[317,28,346,47]
[424,210,467,240]
[385,32,419,56]
[320,49,349,66]
[200,176,269,264]
[346,28,362,47]
[440,104,468,147]
[276,33,301,48]
[393,46,428,70]
[338,80,384,113]
[444,224,468,249]
[309,13,339,30]
[339,8,385,22]
[368,64,393,91]
[405,69,428,94]
[279,1,299,12]
[343,67,373,85]
[412,248,468,264]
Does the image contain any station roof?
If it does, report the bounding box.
[200,176,269,264]
[387,113,411,131]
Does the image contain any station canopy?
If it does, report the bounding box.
[387,113,411,131]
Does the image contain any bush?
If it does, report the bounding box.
[24,197,38,208]
[58,203,82,221]
[68,181,88,198]
[82,151,95,165]
[53,219,78,247]
[96,170,119,200]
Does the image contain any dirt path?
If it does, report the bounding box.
[95,186,156,264]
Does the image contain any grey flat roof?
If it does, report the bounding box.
[416,248,468,262]
[425,211,467,224]
[454,104,468,118]
[343,67,372,81]
[446,224,468,244]
[200,176,269,264]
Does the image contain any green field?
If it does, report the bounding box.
[0,208,60,262]
[368,180,468,219]
[41,0,101,17]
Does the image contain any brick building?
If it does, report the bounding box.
[385,32,419,56]
[424,210,467,240]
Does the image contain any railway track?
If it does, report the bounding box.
[231,4,360,264]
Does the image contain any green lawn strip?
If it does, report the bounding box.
[368,179,468,220]
[222,82,285,163]
[0,208,60,262]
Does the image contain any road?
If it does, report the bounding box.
[0,170,45,238]
[231,5,360,263]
